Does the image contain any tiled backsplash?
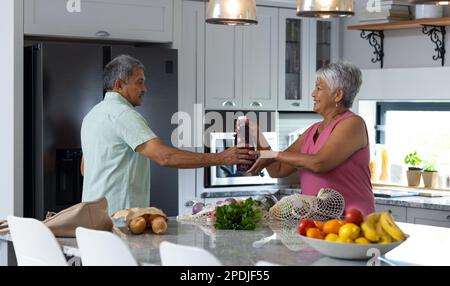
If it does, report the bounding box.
[277,112,322,151]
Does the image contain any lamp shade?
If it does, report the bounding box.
[297,0,355,18]
[409,0,449,4]
[206,0,258,25]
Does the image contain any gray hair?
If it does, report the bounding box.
[103,55,145,91]
[316,61,362,108]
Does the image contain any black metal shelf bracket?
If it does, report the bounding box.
[422,25,446,66]
[360,30,384,68]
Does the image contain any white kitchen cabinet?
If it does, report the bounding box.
[24,0,173,42]
[407,207,450,228]
[277,11,339,111]
[178,0,205,215]
[205,6,278,111]
[242,7,279,110]
[277,9,310,111]
[375,204,407,223]
[205,24,243,110]
[308,18,340,98]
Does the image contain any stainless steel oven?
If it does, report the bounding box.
[206,132,278,187]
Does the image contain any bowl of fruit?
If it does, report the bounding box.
[298,209,408,260]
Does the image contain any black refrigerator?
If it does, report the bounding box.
[24,42,179,220]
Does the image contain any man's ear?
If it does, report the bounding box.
[113,79,124,91]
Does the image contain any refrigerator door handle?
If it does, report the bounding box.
[95,30,111,38]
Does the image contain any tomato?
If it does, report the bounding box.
[297,219,316,236]
[344,208,364,226]
[323,219,343,235]
[210,211,216,221]
[306,227,325,240]
[314,221,325,231]
[338,223,361,240]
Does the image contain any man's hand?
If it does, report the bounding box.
[219,146,255,166]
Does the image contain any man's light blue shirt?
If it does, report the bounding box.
[81,92,157,214]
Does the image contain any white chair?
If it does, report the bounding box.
[7,216,68,266]
[75,227,138,266]
[255,260,281,266]
[159,241,222,266]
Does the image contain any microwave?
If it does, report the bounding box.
[205,132,278,187]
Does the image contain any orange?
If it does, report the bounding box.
[306,227,325,240]
[314,221,325,231]
[323,219,343,235]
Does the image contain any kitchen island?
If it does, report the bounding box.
[2,218,449,266]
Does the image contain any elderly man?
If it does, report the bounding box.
[81,55,252,214]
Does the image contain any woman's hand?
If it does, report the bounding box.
[246,150,279,174]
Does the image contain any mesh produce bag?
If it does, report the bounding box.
[177,203,217,224]
[268,188,345,221]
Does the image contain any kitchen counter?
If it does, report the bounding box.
[201,188,450,211]
[375,196,450,211]
[2,218,450,266]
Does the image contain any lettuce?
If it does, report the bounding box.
[214,198,262,230]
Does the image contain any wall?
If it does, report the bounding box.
[342,0,450,69]
[0,0,23,266]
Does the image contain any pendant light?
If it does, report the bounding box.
[296,0,355,18]
[206,0,258,25]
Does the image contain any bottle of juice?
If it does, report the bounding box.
[234,116,254,173]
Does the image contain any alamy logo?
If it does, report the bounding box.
[66,0,81,13]
[366,248,381,266]
[366,0,382,13]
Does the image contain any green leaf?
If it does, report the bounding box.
[214,198,263,230]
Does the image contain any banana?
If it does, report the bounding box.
[379,211,405,241]
[361,212,381,242]
[376,220,393,244]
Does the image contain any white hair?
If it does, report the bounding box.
[316,61,362,108]
[103,55,145,91]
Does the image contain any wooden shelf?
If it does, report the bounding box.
[348,17,450,31]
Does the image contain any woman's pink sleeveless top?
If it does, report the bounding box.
[299,111,375,216]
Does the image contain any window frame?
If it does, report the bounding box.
[376,102,450,144]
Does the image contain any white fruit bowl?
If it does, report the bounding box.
[300,235,408,260]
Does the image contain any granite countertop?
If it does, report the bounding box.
[2,218,450,266]
[3,218,372,266]
[375,196,450,211]
[201,188,450,212]
[61,218,364,266]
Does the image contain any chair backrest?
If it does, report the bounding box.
[255,260,281,266]
[159,241,222,266]
[75,227,138,266]
[7,216,68,266]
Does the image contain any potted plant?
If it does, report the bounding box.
[422,161,439,189]
[404,151,422,187]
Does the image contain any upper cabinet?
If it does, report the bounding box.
[277,9,310,111]
[278,10,340,111]
[205,6,278,110]
[24,0,173,42]
[242,7,279,111]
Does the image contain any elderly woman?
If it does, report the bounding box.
[249,61,374,215]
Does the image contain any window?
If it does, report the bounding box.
[376,102,450,174]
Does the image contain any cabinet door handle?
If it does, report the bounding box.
[446,215,450,220]
[222,101,236,107]
[250,101,263,107]
[95,30,110,38]
[291,102,300,107]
